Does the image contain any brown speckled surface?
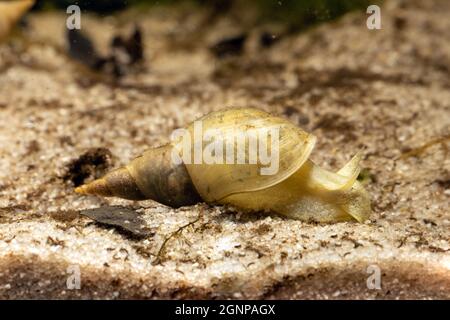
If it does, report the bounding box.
[0,0,449,299]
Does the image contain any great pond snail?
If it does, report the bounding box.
[0,0,35,42]
[76,107,371,223]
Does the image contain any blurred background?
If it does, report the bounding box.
[30,0,373,29]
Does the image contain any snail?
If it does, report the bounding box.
[76,107,371,223]
[0,0,35,42]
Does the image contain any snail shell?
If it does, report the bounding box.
[0,0,35,41]
[76,107,371,222]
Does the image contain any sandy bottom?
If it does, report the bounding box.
[0,0,449,299]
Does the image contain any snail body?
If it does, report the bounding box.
[76,107,370,223]
[0,0,35,42]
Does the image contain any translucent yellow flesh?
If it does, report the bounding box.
[219,156,371,223]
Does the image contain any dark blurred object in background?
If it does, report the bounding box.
[260,31,281,48]
[111,25,144,65]
[67,28,104,69]
[211,34,247,59]
[30,0,372,26]
[67,25,144,78]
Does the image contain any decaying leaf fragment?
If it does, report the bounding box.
[80,206,152,238]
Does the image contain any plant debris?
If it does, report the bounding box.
[63,148,113,187]
[211,34,247,58]
[357,168,376,184]
[80,206,153,239]
[67,25,144,78]
[400,135,450,159]
[111,25,144,66]
[50,210,80,223]
[153,215,201,265]
[67,28,104,70]
[260,31,281,48]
